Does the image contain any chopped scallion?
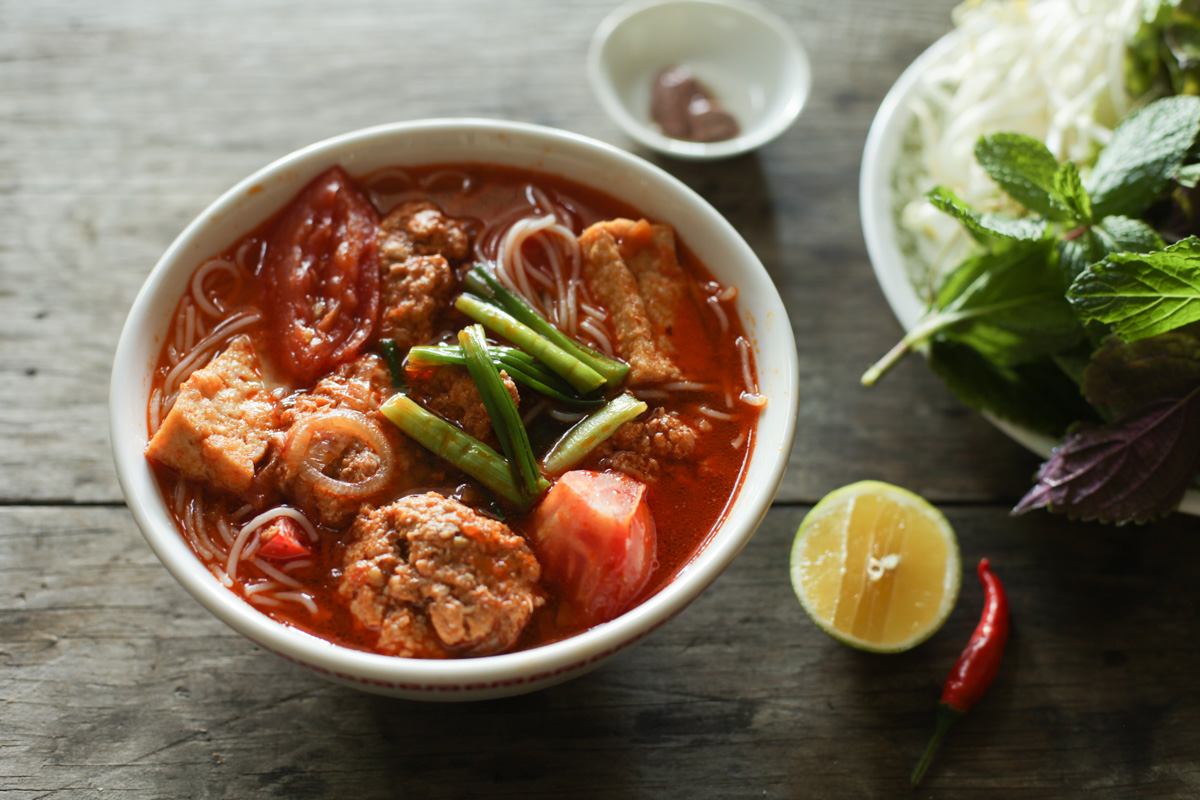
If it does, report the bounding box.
[469,266,630,387]
[455,293,607,394]
[380,394,538,509]
[541,393,648,475]
[407,344,604,408]
[458,325,549,497]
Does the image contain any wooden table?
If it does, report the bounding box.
[4,1,1198,797]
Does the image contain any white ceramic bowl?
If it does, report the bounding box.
[111,119,799,700]
[588,0,810,160]
[858,34,1200,515]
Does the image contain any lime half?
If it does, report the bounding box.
[790,481,961,653]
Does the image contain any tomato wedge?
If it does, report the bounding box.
[256,516,314,561]
[260,165,381,384]
[530,470,656,629]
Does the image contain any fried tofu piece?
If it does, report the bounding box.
[579,218,687,385]
[145,335,277,493]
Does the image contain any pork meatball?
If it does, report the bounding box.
[340,493,543,658]
[596,408,703,482]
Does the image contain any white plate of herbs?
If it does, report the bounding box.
[859,0,1200,523]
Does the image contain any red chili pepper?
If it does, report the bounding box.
[911,558,1010,787]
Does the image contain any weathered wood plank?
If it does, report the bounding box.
[3,505,1197,798]
[8,0,1195,796]
[0,0,1037,508]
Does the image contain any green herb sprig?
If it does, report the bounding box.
[865,94,1200,523]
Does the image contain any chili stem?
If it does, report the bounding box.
[911,704,964,787]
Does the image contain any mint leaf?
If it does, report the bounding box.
[1176,163,1200,189]
[1013,388,1200,524]
[1086,95,1200,219]
[929,341,1095,436]
[1053,161,1092,224]
[1068,236,1200,341]
[1083,332,1200,416]
[861,239,1080,386]
[1093,216,1166,254]
[1059,216,1165,282]
[932,239,1084,366]
[974,133,1064,219]
[927,187,1047,242]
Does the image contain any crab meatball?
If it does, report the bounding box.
[340,493,543,658]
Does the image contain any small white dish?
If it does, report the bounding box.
[859,32,1200,516]
[588,0,810,160]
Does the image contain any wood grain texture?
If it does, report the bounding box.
[4,0,1195,797]
[3,505,1198,798]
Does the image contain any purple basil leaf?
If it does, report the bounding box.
[1083,332,1200,415]
[1014,391,1200,524]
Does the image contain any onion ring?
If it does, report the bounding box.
[281,409,394,499]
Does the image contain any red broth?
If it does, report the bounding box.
[147,163,760,656]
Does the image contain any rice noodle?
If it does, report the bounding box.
[148,388,162,433]
[225,517,259,581]
[234,240,260,273]
[741,392,768,407]
[190,258,243,317]
[173,303,186,354]
[549,408,588,424]
[521,399,547,427]
[249,594,282,607]
[184,302,197,351]
[275,591,319,615]
[212,565,233,588]
[578,319,613,356]
[238,506,320,543]
[366,167,415,191]
[579,301,605,318]
[896,0,1142,288]
[697,405,737,421]
[472,182,619,355]
[736,337,756,394]
[419,169,474,194]
[251,558,304,589]
[707,295,730,334]
[216,517,235,546]
[189,502,216,561]
[161,311,263,403]
[660,381,717,392]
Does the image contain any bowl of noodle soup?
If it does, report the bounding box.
[111,119,798,699]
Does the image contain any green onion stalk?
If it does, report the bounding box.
[464,266,630,387]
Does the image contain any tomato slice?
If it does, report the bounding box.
[256,516,314,561]
[260,165,381,384]
[530,470,657,629]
